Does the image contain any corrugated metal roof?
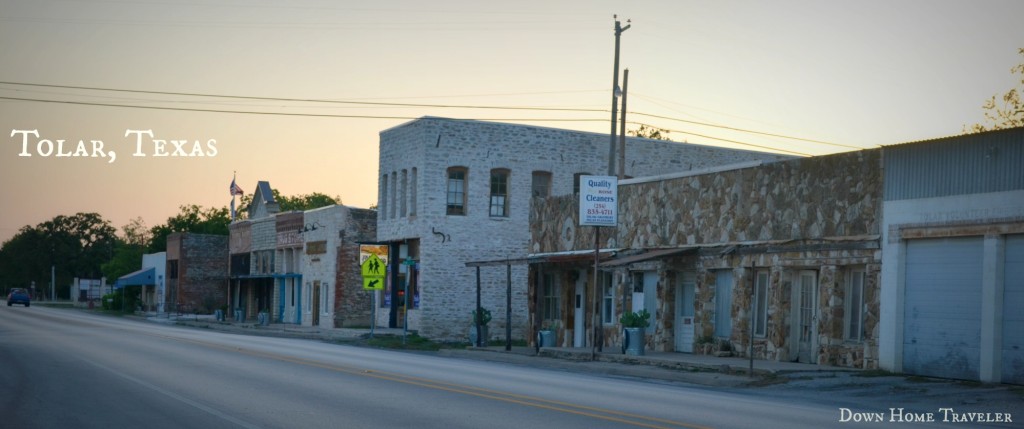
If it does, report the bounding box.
[884,127,1024,201]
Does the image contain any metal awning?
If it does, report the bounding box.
[115,267,155,289]
[464,248,621,267]
[598,246,698,268]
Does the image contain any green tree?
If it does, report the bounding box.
[0,213,117,298]
[629,124,673,141]
[968,48,1024,133]
[101,217,151,283]
[148,205,230,253]
[236,189,341,219]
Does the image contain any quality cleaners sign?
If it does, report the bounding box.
[579,175,618,227]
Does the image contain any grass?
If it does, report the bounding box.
[360,333,448,351]
[853,369,897,378]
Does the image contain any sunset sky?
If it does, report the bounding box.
[2,0,1023,244]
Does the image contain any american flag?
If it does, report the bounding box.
[230,178,244,196]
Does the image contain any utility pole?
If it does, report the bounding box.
[618,68,629,179]
[608,15,630,176]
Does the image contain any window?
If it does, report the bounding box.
[532,171,551,198]
[714,270,733,338]
[845,269,866,341]
[380,174,388,219]
[305,282,312,312]
[753,270,769,337]
[321,282,329,314]
[573,172,590,194]
[489,169,509,217]
[410,168,417,216]
[446,167,467,215]
[601,272,615,324]
[542,274,560,321]
[391,171,398,219]
[400,169,408,217]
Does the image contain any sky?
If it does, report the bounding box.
[1,0,1023,245]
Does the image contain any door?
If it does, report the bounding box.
[796,270,818,364]
[574,270,586,347]
[1004,235,1024,384]
[311,281,321,327]
[675,271,696,353]
[903,237,982,380]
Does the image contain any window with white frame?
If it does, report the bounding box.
[845,268,866,341]
[714,270,733,338]
[542,273,559,321]
[601,272,615,324]
[489,169,509,217]
[753,270,769,337]
[446,167,467,215]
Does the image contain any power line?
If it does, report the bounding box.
[627,122,812,156]
[0,81,605,113]
[0,96,607,122]
[0,81,854,149]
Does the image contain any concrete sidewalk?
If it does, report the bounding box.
[150,313,850,386]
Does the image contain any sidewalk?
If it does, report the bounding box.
[150,313,849,387]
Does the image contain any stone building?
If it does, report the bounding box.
[166,232,228,313]
[530,149,883,369]
[376,117,794,341]
[229,180,377,327]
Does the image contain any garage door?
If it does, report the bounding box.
[1004,235,1024,385]
[903,237,983,380]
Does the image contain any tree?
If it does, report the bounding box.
[236,189,341,219]
[148,205,230,253]
[968,48,1024,133]
[0,213,117,299]
[629,124,673,141]
[101,217,151,283]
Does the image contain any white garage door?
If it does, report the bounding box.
[903,237,983,380]
[1004,234,1024,385]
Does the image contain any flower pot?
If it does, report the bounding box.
[538,330,556,347]
[624,327,645,356]
[469,325,489,346]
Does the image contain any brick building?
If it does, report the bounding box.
[375,117,794,341]
[166,232,228,313]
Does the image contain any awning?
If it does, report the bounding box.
[115,267,155,289]
[599,246,698,268]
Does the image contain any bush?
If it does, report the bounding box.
[100,289,140,313]
[620,309,651,328]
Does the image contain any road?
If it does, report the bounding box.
[0,306,982,429]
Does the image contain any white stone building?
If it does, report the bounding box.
[375,117,794,341]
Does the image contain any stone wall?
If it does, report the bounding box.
[528,149,884,368]
[334,207,377,328]
[173,232,228,313]
[378,117,793,341]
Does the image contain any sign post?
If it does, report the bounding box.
[579,175,617,358]
[360,245,389,338]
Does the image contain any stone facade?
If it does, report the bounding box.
[530,149,883,369]
[377,117,793,341]
[165,232,228,313]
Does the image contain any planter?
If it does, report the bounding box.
[469,325,489,346]
[623,327,645,356]
[538,330,556,347]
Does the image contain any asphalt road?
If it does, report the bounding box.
[0,306,1013,429]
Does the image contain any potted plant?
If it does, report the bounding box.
[538,320,560,347]
[619,309,651,356]
[469,307,491,346]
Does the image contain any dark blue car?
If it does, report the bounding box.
[7,288,30,307]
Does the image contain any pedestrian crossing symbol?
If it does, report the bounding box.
[361,253,385,290]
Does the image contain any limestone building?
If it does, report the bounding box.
[375,117,794,341]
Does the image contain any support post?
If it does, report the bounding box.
[506,261,512,351]
[475,266,483,348]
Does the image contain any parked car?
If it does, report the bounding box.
[7,288,30,307]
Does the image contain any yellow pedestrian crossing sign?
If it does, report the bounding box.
[361,253,385,290]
